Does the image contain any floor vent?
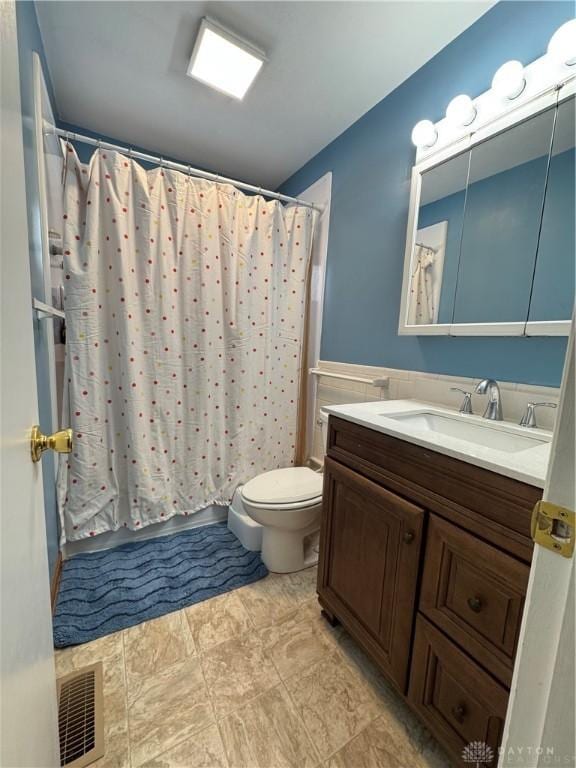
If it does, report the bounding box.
[57,662,104,768]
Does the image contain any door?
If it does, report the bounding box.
[500,318,575,767]
[1,3,60,766]
[319,457,424,690]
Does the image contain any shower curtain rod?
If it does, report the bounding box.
[47,125,322,212]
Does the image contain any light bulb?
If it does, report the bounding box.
[445,94,477,127]
[548,19,576,66]
[411,120,437,148]
[492,60,526,99]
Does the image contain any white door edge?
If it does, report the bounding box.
[500,315,575,767]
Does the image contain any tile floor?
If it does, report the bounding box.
[54,566,451,768]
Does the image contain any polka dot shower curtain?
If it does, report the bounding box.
[57,145,317,542]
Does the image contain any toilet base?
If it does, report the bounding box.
[261,524,320,573]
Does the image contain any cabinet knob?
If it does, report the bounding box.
[467,596,483,613]
[452,703,467,723]
[403,531,415,544]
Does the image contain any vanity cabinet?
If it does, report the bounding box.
[317,416,542,767]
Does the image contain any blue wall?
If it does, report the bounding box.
[279,1,574,387]
[16,1,60,580]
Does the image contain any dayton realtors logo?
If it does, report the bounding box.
[462,741,495,768]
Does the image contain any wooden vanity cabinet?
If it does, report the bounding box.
[317,416,541,767]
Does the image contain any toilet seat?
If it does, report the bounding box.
[241,467,323,506]
[240,494,323,511]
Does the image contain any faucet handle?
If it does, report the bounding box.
[450,387,473,415]
[519,402,557,429]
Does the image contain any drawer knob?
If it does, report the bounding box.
[452,703,467,723]
[467,596,483,613]
[403,531,415,544]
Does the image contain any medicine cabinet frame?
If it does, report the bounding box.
[398,78,575,337]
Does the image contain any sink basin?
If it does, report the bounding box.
[384,411,549,454]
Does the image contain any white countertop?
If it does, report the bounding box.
[323,399,551,488]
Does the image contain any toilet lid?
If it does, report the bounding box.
[242,467,323,505]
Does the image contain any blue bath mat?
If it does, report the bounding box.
[53,523,267,647]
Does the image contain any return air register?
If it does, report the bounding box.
[57,663,104,767]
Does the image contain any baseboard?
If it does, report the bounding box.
[51,553,63,613]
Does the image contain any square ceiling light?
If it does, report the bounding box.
[187,18,266,100]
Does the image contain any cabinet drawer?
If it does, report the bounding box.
[420,516,529,686]
[409,616,508,767]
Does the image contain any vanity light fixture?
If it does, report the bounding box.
[187,18,266,100]
[411,120,437,148]
[547,19,576,66]
[445,94,477,127]
[492,60,526,100]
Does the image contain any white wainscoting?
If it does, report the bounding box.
[309,360,560,465]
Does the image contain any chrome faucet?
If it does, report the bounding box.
[475,379,503,421]
[519,402,557,429]
[450,387,473,415]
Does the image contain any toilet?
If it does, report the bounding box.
[229,409,329,573]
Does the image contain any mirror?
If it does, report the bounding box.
[528,96,575,325]
[452,106,555,325]
[408,152,469,325]
[400,88,575,336]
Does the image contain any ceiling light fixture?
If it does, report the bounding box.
[547,19,576,66]
[187,18,266,100]
[445,94,477,127]
[492,60,526,99]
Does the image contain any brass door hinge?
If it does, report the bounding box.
[531,500,575,558]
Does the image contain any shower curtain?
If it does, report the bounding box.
[407,244,437,325]
[57,144,316,542]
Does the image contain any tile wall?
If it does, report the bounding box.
[310,360,561,464]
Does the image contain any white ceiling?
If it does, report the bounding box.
[36,1,494,189]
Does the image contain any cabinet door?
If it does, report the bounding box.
[318,457,424,691]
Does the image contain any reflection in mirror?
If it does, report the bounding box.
[452,106,556,324]
[528,96,575,323]
[408,152,469,325]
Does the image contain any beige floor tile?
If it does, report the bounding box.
[140,723,228,768]
[218,684,318,768]
[284,650,381,761]
[236,567,318,629]
[283,566,319,603]
[93,687,131,768]
[184,591,252,652]
[201,632,281,718]
[331,628,436,755]
[123,610,195,681]
[55,631,124,679]
[127,656,214,767]
[258,600,336,680]
[325,715,427,768]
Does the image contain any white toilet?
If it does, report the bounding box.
[230,409,329,573]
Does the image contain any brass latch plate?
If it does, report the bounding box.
[531,500,575,558]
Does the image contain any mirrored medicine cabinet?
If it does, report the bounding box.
[399,82,575,336]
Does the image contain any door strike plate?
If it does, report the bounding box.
[531,500,575,558]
